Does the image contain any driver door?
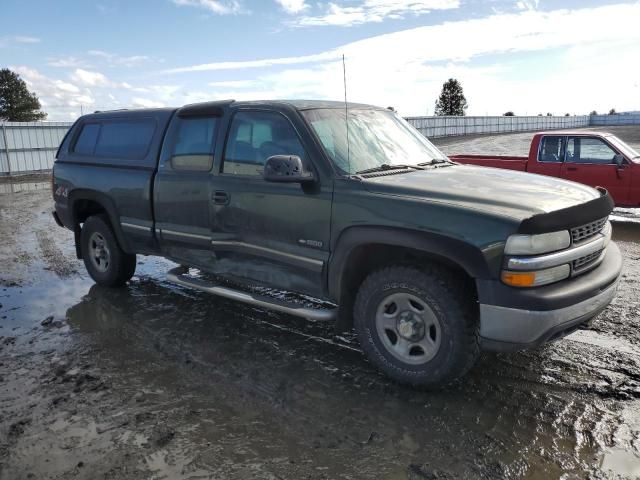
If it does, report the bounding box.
[561,136,630,204]
[209,110,333,297]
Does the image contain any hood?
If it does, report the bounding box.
[363,164,601,222]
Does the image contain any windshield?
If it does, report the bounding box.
[607,135,640,161]
[302,108,447,174]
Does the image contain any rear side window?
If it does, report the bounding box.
[73,124,100,155]
[94,121,155,159]
[538,136,564,163]
[72,119,156,159]
[170,117,218,171]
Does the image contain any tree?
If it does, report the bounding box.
[434,78,468,116]
[589,110,598,115]
[609,108,617,115]
[0,69,47,121]
[503,111,515,116]
[564,113,570,117]
[546,112,553,116]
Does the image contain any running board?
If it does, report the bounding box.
[166,266,337,322]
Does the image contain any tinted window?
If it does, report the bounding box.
[73,123,100,155]
[171,117,218,171]
[223,111,305,176]
[538,136,564,163]
[566,137,617,164]
[94,121,156,159]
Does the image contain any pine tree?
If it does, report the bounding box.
[0,69,47,121]
[434,79,468,116]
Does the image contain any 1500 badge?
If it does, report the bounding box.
[298,239,323,248]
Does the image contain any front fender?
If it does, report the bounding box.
[327,226,499,301]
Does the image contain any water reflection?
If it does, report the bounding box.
[59,279,618,478]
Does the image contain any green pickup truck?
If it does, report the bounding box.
[52,100,622,386]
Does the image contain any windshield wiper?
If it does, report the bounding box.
[355,164,425,175]
[417,158,452,166]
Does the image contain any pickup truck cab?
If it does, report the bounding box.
[451,131,640,207]
[53,101,622,386]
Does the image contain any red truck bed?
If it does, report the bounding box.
[449,155,528,171]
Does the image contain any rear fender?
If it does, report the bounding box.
[68,189,132,254]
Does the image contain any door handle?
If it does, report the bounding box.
[567,167,578,171]
[213,191,230,205]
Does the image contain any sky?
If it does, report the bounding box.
[1,0,639,120]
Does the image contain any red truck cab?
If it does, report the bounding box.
[450,132,640,207]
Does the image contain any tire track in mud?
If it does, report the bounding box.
[35,229,78,278]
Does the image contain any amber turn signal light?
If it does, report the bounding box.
[501,271,536,287]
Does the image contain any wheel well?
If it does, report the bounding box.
[73,199,107,225]
[334,243,477,332]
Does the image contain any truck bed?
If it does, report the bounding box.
[449,154,528,171]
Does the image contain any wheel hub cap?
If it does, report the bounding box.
[396,311,425,341]
[374,291,442,365]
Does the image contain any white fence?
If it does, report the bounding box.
[590,114,640,126]
[2,114,640,175]
[0,121,72,176]
[405,115,590,138]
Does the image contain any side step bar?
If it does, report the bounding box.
[166,267,337,322]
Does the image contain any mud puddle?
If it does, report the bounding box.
[1,187,640,479]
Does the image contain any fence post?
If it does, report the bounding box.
[1,122,10,176]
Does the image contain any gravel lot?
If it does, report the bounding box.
[1,128,639,479]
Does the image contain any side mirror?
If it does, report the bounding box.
[263,155,315,183]
[614,153,625,168]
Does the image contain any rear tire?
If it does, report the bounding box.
[81,215,136,287]
[353,265,479,386]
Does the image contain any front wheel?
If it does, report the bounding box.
[81,215,136,287]
[353,265,479,386]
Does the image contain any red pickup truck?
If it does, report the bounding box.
[450,132,640,207]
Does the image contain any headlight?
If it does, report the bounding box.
[504,230,570,255]
[501,264,571,287]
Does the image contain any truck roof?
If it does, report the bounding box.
[87,99,383,119]
[535,130,614,137]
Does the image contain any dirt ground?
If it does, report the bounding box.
[1,128,640,479]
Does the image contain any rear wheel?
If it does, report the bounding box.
[353,265,479,386]
[81,215,136,287]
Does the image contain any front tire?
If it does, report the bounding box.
[353,265,479,386]
[81,215,136,287]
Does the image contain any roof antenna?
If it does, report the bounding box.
[342,54,351,175]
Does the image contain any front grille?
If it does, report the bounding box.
[571,217,607,244]
[573,248,604,271]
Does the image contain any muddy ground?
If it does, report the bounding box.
[1,128,640,480]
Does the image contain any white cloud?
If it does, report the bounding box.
[87,50,154,67]
[274,0,308,14]
[292,0,460,27]
[165,3,640,116]
[70,69,112,87]
[516,0,539,11]
[0,35,40,47]
[209,79,260,88]
[171,0,244,14]
[47,56,87,68]
[131,97,166,108]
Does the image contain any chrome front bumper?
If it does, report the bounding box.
[480,241,622,351]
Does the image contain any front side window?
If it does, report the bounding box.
[301,108,447,174]
[538,136,564,162]
[222,111,305,176]
[170,117,218,171]
[566,137,618,164]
